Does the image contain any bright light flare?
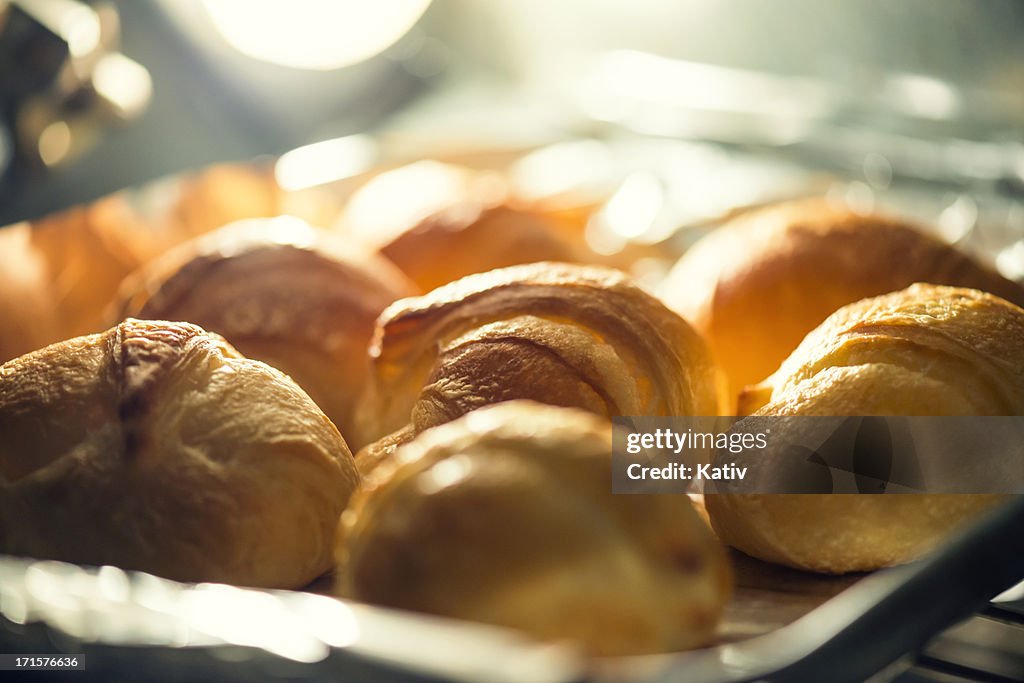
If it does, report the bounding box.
[275,135,377,191]
[203,0,431,71]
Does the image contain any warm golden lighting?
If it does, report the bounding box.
[203,0,431,71]
[38,121,72,167]
[92,53,153,119]
[509,140,612,203]
[337,161,505,248]
[600,172,664,240]
[32,0,101,58]
[275,135,376,191]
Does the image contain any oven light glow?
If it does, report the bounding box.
[275,135,377,191]
[203,0,431,71]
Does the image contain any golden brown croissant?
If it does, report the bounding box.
[116,217,417,440]
[120,161,342,254]
[660,199,1024,402]
[354,262,724,454]
[167,163,283,242]
[0,196,157,362]
[0,225,60,364]
[337,401,731,656]
[0,319,358,588]
[379,203,586,292]
[706,284,1024,574]
[336,160,595,291]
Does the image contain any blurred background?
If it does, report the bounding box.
[1,0,1022,230]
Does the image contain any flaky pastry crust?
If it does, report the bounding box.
[660,199,1024,401]
[380,203,584,292]
[354,262,724,453]
[0,319,358,588]
[117,217,416,440]
[0,196,156,363]
[337,401,731,656]
[706,284,1024,573]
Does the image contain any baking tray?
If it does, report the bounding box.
[1,496,1021,682]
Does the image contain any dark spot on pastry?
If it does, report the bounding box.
[670,544,706,574]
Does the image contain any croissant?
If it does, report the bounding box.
[0,195,157,363]
[337,401,731,656]
[705,284,1024,574]
[167,163,283,243]
[0,319,358,588]
[0,225,59,364]
[117,216,417,440]
[379,203,587,292]
[660,199,1024,401]
[336,160,594,291]
[354,262,724,455]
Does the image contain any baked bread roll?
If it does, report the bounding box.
[379,203,586,292]
[660,199,1024,401]
[116,217,417,440]
[167,163,282,243]
[0,319,358,588]
[338,401,731,656]
[337,160,593,291]
[0,163,320,363]
[354,262,724,454]
[706,284,1024,574]
[0,225,60,364]
[0,196,157,361]
[124,161,338,252]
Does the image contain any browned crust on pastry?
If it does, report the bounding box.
[357,262,724,447]
[380,204,582,291]
[707,284,1024,573]
[117,219,417,439]
[662,198,1024,401]
[339,401,731,656]
[0,319,357,588]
